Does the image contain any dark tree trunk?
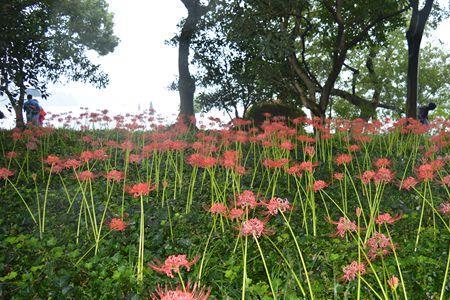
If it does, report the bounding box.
[406,0,434,119]
[178,0,208,125]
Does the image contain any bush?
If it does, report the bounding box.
[245,101,305,125]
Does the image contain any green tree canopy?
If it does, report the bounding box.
[0,0,119,127]
[192,0,410,120]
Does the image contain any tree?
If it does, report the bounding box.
[0,0,118,127]
[192,0,410,120]
[404,0,448,119]
[177,0,215,125]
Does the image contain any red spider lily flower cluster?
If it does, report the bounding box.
[128,182,154,198]
[388,276,399,290]
[186,153,217,169]
[441,175,450,187]
[313,180,328,192]
[366,232,393,260]
[5,151,18,159]
[341,261,366,282]
[373,168,395,184]
[333,172,345,181]
[236,190,258,209]
[438,202,450,215]
[151,283,211,300]
[148,254,200,278]
[375,213,402,225]
[109,218,127,232]
[335,154,352,165]
[374,158,391,169]
[262,197,291,216]
[0,168,14,179]
[328,217,358,238]
[400,177,418,190]
[207,203,228,216]
[240,218,273,238]
[229,208,245,220]
[417,163,435,181]
[105,170,124,182]
[44,155,62,165]
[64,159,81,170]
[360,170,376,185]
[263,158,289,169]
[77,170,96,181]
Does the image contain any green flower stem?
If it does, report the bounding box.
[254,235,277,300]
[280,211,314,299]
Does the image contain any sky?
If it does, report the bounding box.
[1,1,450,127]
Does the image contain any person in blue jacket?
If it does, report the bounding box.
[23,95,42,126]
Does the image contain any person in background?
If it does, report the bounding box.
[418,102,436,125]
[23,95,42,126]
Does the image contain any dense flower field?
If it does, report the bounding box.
[1,111,450,299]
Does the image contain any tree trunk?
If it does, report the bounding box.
[178,0,208,125]
[405,0,434,119]
[406,38,420,118]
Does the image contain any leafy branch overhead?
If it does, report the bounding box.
[0,0,119,127]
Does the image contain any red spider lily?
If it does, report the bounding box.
[335,154,352,166]
[92,149,109,161]
[221,150,238,169]
[313,180,328,192]
[388,276,399,290]
[299,161,317,173]
[109,218,127,231]
[78,170,95,181]
[286,164,302,176]
[333,172,345,181]
[50,164,64,174]
[0,168,14,179]
[241,218,273,238]
[297,135,315,144]
[304,146,315,156]
[359,170,376,185]
[207,203,227,216]
[129,154,141,164]
[229,208,244,220]
[416,163,434,181]
[400,177,418,190]
[186,153,217,168]
[341,261,366,282]
[64,159,81,170]
[148,254,200,278]
[80,151,95,163]
[280,140,294,151]
[438,203,450,215]
[234,165,246,175]
[236,190,258,209]
[328,217,358,238]
[440,175,450,187]
[263,197,291,216]
[347,144,360,152]
[120,140,135,152]
[375,213,402,225]
[105,170,124,182]
[44,155,61,165]
[5,151,18,159]
[430,159,445,171]
[374,158,391,169]
[263,158,289,169]
[374,168,394,184]
[366,232,393,260]
[150,282,211,300]
[128,182,154,198]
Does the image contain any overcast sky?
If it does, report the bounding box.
[2,0,450,125]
